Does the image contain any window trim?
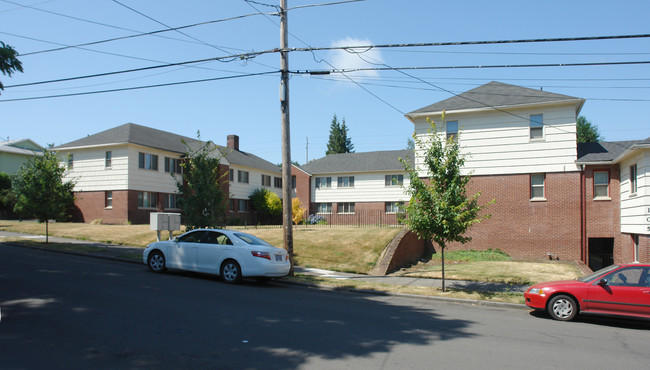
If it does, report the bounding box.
[67,154,74,170]
[385,174,404,187]
[337,176,355,188]
[105,151,112,168]
[105,191,113,209]
[237,170,249,184]
[385,201,404,214]
[337,202,355,214]
[315,177,332,189]
[446,120,458,143]
[261,174,271,187]
[593,170,610,200]
[316,202,332,214]
[630,164,638,195]
[530,173,546,201]
[138,152,159,171]
[530,114,544,141]
[137,191,158,209]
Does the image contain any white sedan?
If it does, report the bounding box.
[143,228,290,283]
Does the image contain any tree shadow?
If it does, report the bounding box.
[1,246,478,369]
[528,309,650,330]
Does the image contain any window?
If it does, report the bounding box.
[604,267,646,287]
[315,177,332,189]
[261,174,271,187]
[137,191,157,208]
[138,152,158,171]
[337,202,355,214]
[105,151,112,168]
[593,171,609,199]
[238,199,249,212]
[105,191,112,208]
[337,176,354,188]
[292,175,296,189]
[178,230,206,243]
[531,174,545,200]
[630,164,638,194]
[164,193,178,209]
[229,169,234,182]
[238,170,249,183]
[67,154,74,169]
[228,199,236,212]
[385,174,404,187]
[316,203,332,214]
[633,234,640,263]
[530,114,543,140]
[274,177,282,188]
[446,120,458,142]
[385,201,404,213]
[164,157,181,174]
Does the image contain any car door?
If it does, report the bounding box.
[196,231,232,273]
[585,266,650,317]
[170,230,205,271]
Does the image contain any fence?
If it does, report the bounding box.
[235,210,407,229]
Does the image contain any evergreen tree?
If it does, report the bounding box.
[326,115,354,155]
[576,116,602,143]
[0,41,23,90]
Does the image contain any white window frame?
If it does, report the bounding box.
[446,120,458,142]
[238,170,249,184]
[530,173,545,200]
[337,176,354,188]
[385,174,404,187]
[138,191,157,209]
[138,152,158,171]
[530,114,544,140]
[337,202,355,214]
[630,164,638,195]
[593,171,610,199]
[261,174,271,187]
[105,191,112,208]
[316,203,332,214]
[315,177,332,189]
[105,151,112,168]
[385,201,404,214]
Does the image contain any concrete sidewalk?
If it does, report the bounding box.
[0,230,529,294]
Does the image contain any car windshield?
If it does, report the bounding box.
[233,232,271,247]
[577,264,621,282]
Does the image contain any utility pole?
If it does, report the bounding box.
[280,0,294,275]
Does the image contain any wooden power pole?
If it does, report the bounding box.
[280,0,294,274]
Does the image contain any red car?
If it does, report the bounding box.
[524,263,650,321]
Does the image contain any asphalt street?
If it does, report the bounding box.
[1,243,649,369]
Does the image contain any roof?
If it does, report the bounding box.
[53,123,202,154]
[406,81,584,117]
[0,138,44,156]
[53,122,280,173]
[299,149,414,175]
[577,137,650,164]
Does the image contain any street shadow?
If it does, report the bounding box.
[528,310,650,330]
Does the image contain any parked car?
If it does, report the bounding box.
[524,263,650,321]
[143,228,291,283]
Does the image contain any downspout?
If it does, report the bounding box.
[580,164,587,263]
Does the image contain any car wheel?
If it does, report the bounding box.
[147,251,167,273]
[548,294,577,321]
[221,260,242,284]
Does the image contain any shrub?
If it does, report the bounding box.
[306,214,327,225]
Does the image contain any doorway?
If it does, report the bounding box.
[588,238,614,271]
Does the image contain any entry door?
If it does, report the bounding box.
[588,238,614,271]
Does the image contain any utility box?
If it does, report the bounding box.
[150,212,181,241]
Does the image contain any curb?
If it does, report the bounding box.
[3,239,528,310]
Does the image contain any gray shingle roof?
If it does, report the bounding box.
[577,138,650,163]
[300,149,414,175]
[54,123,280,173]
[54,123,201,154]
[407,81,583,115]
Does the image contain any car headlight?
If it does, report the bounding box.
[529,288,545,295]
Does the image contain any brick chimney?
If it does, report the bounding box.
[227,135,239,151]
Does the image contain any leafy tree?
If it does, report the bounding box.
[250,188,282,223]
[174,139,225,230]
[13,151,75,243]
[402,116,491,291]
[0,172,16,219]
[326,114,354,155]
[0,41,23,90]
[576,116,602,143]
[291,198,306,225]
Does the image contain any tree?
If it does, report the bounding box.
[401,116,491,291]
[0,41,23,90]
[291,198,306,225]
[576,116,602,143]
[13,151,75,243]
[0,172,17,219]
[250,188,282,224]
[174,139,226,230]
[326,114,354,155]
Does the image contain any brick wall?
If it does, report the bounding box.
[292,165,311,211]
[447,172,583,260]
[72,190,129,224]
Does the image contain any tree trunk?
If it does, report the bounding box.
[45,220,49,244]
[441,246,445,292]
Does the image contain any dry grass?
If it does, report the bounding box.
[393,260,581,285]
[286,275,525,304]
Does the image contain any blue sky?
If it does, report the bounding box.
[1,0,649,164]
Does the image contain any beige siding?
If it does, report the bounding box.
[312,172,410,203]
[620,150,650,235]
[127,146,182,193]
[413,104,580,176]
[61,146,129,191]
[229,165,282,199]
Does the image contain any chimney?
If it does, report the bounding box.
[227,135,239,151]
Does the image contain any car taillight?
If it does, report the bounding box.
[251,251,271,260]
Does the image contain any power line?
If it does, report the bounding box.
[0,71,279,102]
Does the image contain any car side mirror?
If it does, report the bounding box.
[598,278,608,286]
